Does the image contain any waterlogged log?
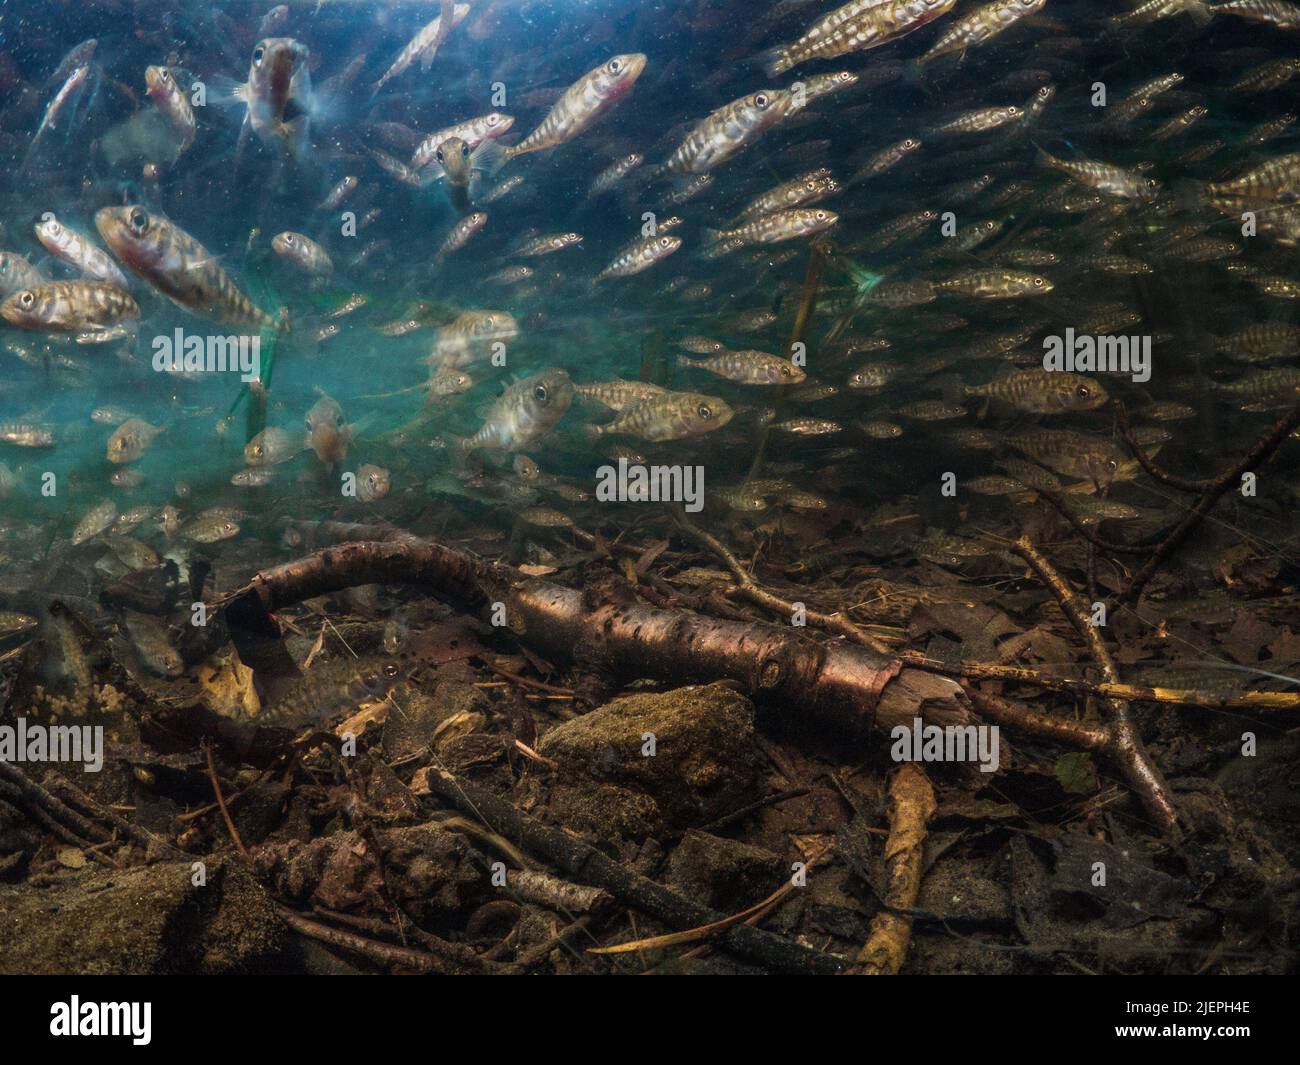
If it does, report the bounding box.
[221,538,974,736]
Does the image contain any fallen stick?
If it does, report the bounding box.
[218,537,975,739]
[1120,402,1300,605]
[277,906,482,975]
[1012,536,1181,839]
[673,511,893,653]
[851,763,936,976]
[419,762,847,974]
[902,654,1300,715]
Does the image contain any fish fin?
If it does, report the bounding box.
[701,227,724,244]
[1035,145,1063,171]
[471,137,508,178]
[346,413,377,439]
[207,75,250,109]
[1183,0,1214,28]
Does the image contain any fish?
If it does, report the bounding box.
[658,90,793,174]
[589,153,645,197]
[272,231,334,275]
[0,253,47,299]
[35,216,129,286]
[107,418,164,464]
[704,208,838,249]
[245,426,307,466]
[411,114,514,174]
[964,370,1109,413]
[505,54,647,161]
[919,0,1047,63]
[677,349,807,385]
[145,66,196,155]
[431,310,519,369]
[226,37,315,155]
[590,392,735,441]
[764,0,959,76]
[457,369,575,453]
[436,211,489,261]
[372,1,471,93]
[96,206,283,329]
[1,281,138,334]
[594,234,682,281]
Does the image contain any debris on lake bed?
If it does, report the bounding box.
[1,0,1299,986]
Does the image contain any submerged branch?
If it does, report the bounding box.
[1012,536,1180,839]
[220,536,975,739]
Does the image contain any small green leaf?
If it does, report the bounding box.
[1055,752,1097,795]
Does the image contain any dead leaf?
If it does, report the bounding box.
[56,847,87,869]
[301,622,326,670]
[197,648,260,719]
[518,564,558,577]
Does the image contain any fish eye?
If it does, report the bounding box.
[383,663,399,678]
[19,291,34,308]
[660,237,671,247]
[1008,106,1021,115]
[1076,385,1091,397]
[697,404,712,419]
[780,366,792,377]
[608,58,622,74]
[253,45,265,63]
[436,148,444,162]
[283,233,294,244]
[461,143,470,158]
[1033,277,1044,286]
[533,385,548,402]
[129,208,148,232]
[755,93,769,108]
[905,139,917,148]
[487,114,500,126]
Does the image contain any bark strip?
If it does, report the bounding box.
[851,763,936,976]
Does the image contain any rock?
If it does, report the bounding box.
[667,829,785,910]
[251,823,488,932]
[382,680,489,763]
[537,683,762,837]
[0,858,286,974]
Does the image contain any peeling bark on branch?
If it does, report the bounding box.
[221,537,974,737]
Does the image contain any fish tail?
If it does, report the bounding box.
[760,45,794,79]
